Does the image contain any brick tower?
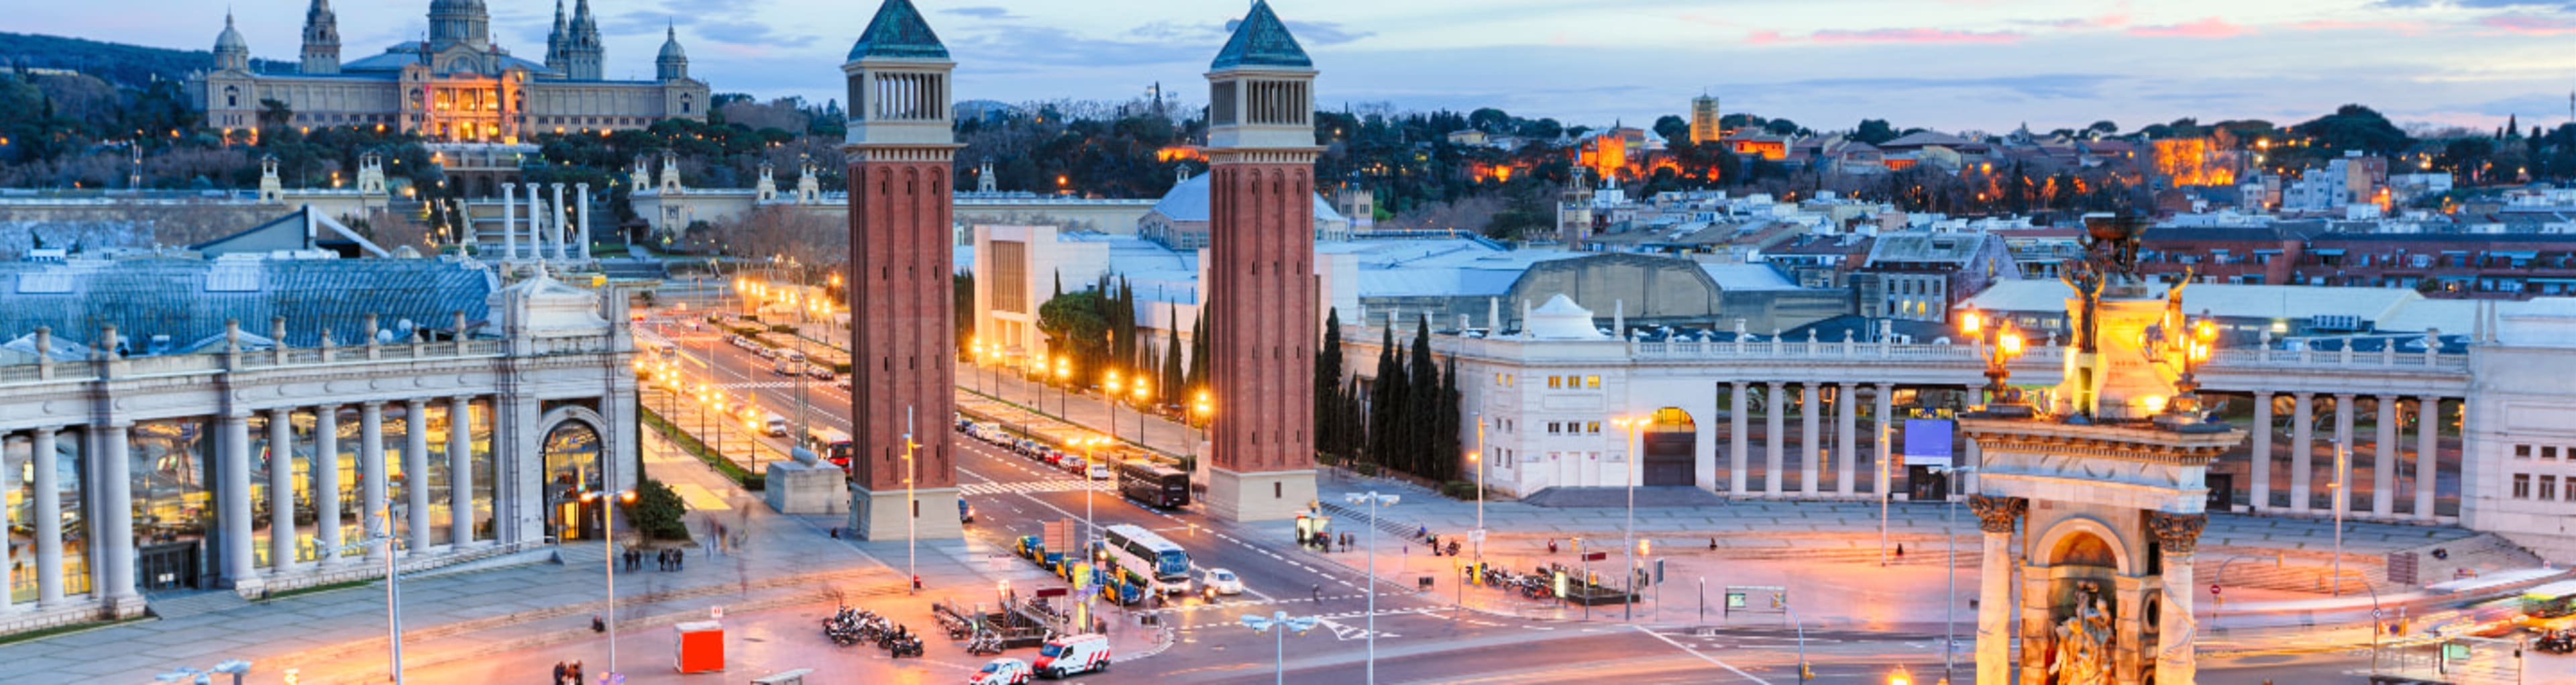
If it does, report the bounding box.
[843,0,962,541]
[1202,1,1322,521]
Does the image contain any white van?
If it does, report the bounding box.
[763,413,789,437]
[1031,633,1110,679]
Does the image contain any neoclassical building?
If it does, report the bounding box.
[189,1,710,142]
[0,228,637,636]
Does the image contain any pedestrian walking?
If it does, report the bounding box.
[1312,584,1322,602]
[552,661,567,685]
[674,547,686,571]
[1548,539,1558,554]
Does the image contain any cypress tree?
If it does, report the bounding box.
[1187,309,1210,397]
[1316,308,1345,460]
[1433,354,1463,482]
[1162,313,1185,406]
[1367,326,1405,471]
[1405,315,1439,478]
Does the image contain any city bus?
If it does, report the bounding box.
[1100,523,1191,594]
[806,427,854,468]
[1115,460,1190,509]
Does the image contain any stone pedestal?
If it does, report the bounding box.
[849,485,962,542]
[1204,467,1317,522]
[765,461,849,515]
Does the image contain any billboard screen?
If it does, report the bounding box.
[1904,419,1955,468]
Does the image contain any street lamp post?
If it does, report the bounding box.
[584,488,637,678]
[1240,610,1320,685]
[1075,436,1105,547]
[1472,413,1487,564]
[1107,372,1125,452]
[905,407,920,592]
[1927,464,1976,684]
[1343,491,1401,684]
[1132,384,1151,441]
[1191,392,1212,464]
[2332,439,2349,597]
[1613,415,1646,623]
[332,513,406,684]
[1053,358,1070,418]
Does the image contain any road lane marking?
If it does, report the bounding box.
[1636,624,1771,684]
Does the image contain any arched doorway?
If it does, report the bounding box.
[1642,407,1696,486]
[543,420,604,541]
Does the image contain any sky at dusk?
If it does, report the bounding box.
[23,0,2576,136]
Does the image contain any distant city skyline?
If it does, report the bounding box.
[24,0,2576,134]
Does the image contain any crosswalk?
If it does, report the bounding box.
[959,480,1116,496]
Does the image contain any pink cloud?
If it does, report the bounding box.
[2283,19,2425,36]
[1809,28,2025,44]
[1746,30,1786,45]
[2478,13,2576,36]
[2126,17,2253,39]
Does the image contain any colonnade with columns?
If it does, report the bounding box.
[496,181,593,262]
[2246,391,2451,521]
[1721,380,1910,498]
[1,393,502,617]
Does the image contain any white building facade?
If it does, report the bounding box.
[0,254,637,636]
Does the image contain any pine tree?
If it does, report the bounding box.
[1405,315,1439,477]
[1187,309,1210,397]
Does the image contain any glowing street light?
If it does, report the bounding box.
[1240,611,1321,685]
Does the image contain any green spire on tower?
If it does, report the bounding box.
[849,0,949,60]
[1212,1,1312,70]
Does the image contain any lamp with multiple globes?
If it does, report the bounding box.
[1958,309,2030,415]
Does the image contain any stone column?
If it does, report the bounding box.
[268,407,297,572]
[1872,384,1894,499]
[1800,384,1821,495]
[2251,392,2273,511]
[501,182,518,260]
[2289,392,2314,513]
[1970,494,2027,685]
[549,184,570,262]
[313,405,343,566]
[576,183,592,260]
[31,427,65,607]
[449,396,475,546]
[526,182,546,260]
[1764,382,1786,494]
[2333,393,2355,516]
[2149,512,2208,685]
[405,399,433,553]
[95,423,137,603]
[360,403,387,561]
[1729,382,1750,495]
[218,413,256,586]
[1835,382,1858,496]
[2415,398,2439,520]
[2373,396,2398,518]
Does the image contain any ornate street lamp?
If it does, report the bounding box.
[1958,309,2029,416]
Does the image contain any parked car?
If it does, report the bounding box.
[806,363,835,380]
[1087,464,1110,480]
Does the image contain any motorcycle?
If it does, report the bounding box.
[888,633,925,658]
[965,630,1005,656]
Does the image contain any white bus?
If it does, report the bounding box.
[1100,524,1191,594]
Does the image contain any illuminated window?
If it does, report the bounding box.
[1585,421,1601,434]
[1547,376,1562,389]
[1585,376,1601,388]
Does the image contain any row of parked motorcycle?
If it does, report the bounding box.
[1471,566,1560,600]
[821,606,924,657]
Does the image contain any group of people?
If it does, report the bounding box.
[1296,529,1358,554]
[549,660,586,684]
[621,545,686,572]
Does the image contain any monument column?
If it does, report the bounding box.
[217,411,257,586]
[1970,494,2026,685]
[1834,382,1857,496]
[1764,382,1786,494]
[1728,381,1749,494]
[404,399,433,553]
[842,0,964,539]
[2250,392,2272,511]
[449,396,475,545]
[2289,392,2314,513]
[2150,511,2208,685]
